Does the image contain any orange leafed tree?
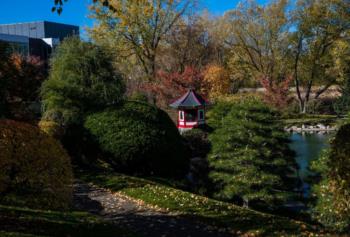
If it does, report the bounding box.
[203,65,231,100]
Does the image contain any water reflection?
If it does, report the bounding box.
[289,132,332,197]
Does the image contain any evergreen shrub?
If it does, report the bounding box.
[207,98,298,208]
[182,128,210,158]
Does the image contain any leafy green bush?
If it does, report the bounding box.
[41,37,125,127]
[84,101,188,176]
[0,120,73,210]
[311,124,350,232]
[207,98,298,208]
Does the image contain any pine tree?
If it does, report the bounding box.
[207,98,298,208]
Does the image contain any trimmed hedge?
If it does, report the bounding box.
[0,120,73,210]
[84,101,188,176]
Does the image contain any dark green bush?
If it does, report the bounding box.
[182,128,210,158]
[311,124,350,232]
[84,101,188,176]
[0,120,73,210]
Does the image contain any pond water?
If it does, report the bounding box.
[289,132,333,197]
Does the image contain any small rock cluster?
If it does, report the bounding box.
[285,124,337,133]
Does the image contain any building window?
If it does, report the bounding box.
[185,110,197,122]
[199,110,204,120]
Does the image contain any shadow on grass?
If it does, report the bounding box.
[0,205,135,237]
[77,170,323,236]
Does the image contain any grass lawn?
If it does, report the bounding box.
[0,231,44,237]
[78,170,325,236]
[0,205,136,237]
[282,114,340,126]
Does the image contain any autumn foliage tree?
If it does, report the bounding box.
[144,66,205,107]
[7,54,46,103]
[0,52,46,120]
[224,0,291,98]
[259,75,293,110]
[203,65,231,100]
[290,0,350,113]
[90,0,193,80]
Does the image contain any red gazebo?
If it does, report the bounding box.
[170,89,207,131]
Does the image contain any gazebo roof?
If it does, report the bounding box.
[170,89,207,109]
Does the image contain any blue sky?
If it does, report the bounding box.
[0,0,267,37]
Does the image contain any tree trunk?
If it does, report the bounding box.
[299,99,305,114]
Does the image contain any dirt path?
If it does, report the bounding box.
[73,181,235,237]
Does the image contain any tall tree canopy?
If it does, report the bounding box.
[90,0,193,80]
[291,0,350,113]
[224,0,291,93]
[54,0,350,114]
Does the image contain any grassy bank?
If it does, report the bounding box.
[282,114,340,126]
[79,170,323,236]
[0,205,135,237]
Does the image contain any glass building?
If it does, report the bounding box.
[0,33,29,55]
[0,21,79,60]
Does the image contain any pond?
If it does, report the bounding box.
[289,132,333,197]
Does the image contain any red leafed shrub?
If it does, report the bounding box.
[144,66,205,107]
[258,75,293,110]
[8,54,46,102]
[0,120,73,210]
[3,54,47,121]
